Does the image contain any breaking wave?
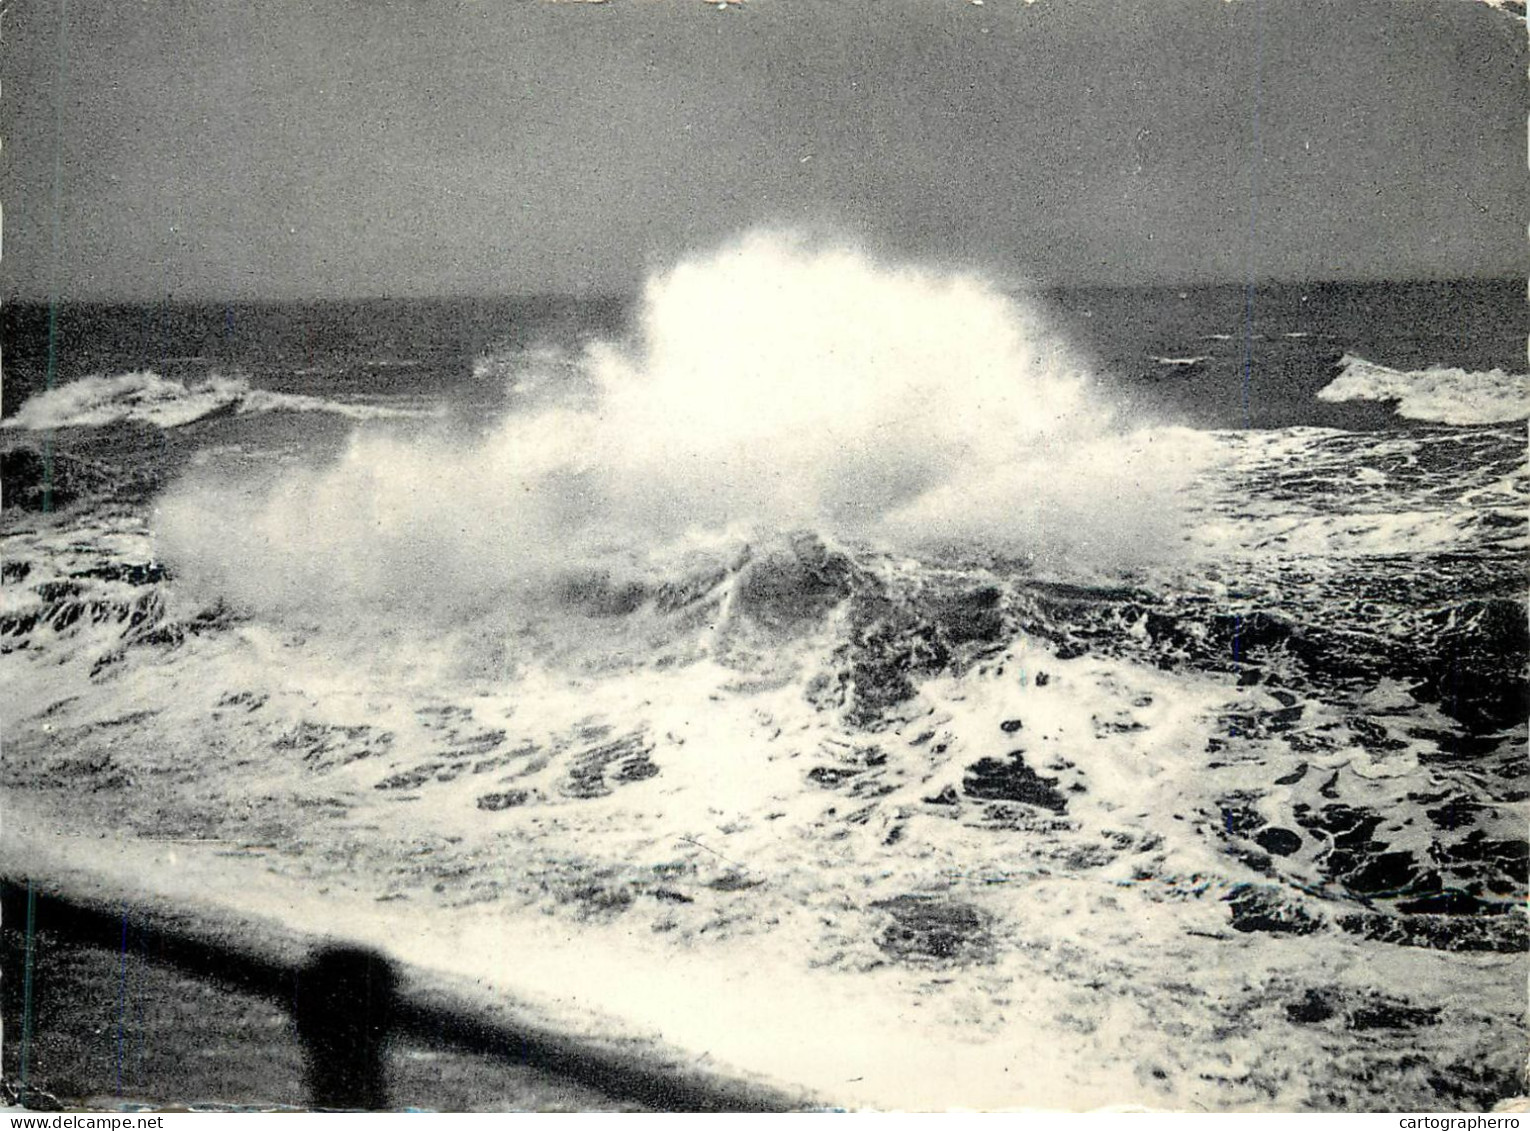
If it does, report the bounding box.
[1316,354,1529,425]
[3,370,435,431]
[156,231,1216,620]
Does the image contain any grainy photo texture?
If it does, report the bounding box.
[0,0,1525,1113]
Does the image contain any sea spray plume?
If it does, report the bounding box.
[155,230,1213,622]
[154,406,609,618]
[584,232,1095,536]
[585,231,1213,567]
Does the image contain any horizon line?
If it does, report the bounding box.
[3,273,1524,307]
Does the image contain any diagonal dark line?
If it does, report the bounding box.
[0,879,810,1112]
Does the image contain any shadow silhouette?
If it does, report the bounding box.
[0,879,800,1112]
[294,945,396,1110]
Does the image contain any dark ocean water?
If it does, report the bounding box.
[1,295,627,423]
[2,277,1522,429]
[1047,277,1525,429]
[1,270,1526,1109]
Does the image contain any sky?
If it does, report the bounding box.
[3,0,1524,300]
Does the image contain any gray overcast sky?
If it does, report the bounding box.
[3,0,1523,299]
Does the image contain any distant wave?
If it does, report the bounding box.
[1151,355,1208,368]
[1317,354,1529,425]
[3,370,435,431]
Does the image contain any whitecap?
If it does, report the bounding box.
[3,370,438,431]
[1316,354,1529,425]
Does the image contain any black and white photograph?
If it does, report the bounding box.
[0,0,1525,1114]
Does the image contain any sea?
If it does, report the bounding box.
[1,238,1525,1110]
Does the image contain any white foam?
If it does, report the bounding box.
[1317,354,1529,425]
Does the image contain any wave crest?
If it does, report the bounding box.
[3,370,434,431]
[1316,354,1529,425]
